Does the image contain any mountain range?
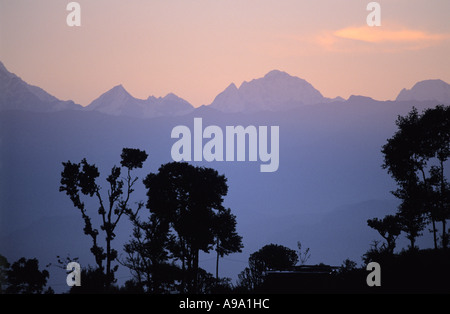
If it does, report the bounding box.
[208,70,344,113]
[1,61,450,117]
[85,84,193,118]
[0,62,81,112]
[0,60,447,292]
[396,79,450,103]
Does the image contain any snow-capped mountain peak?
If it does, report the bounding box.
[209,70,326,112]
[85,85,194,118]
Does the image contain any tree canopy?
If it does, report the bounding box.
[381,105,450,249]
[59,148,148,288]
[142,162,242,293]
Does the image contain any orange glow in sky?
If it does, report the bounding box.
[1,0,449,107]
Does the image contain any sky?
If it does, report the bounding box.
[1,0,450,107]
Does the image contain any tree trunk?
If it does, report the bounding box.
[409,236,415,251]
[432,218,438,250]
[443,220,448,249]
[181,239,186,293]
[106,237,111,288]
[440,160,448,249]
[216,251,220,280]
[193,248,199,294]
[216,238,220,280]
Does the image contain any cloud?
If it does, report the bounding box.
[334,26,446,43]
[316,23,450,52]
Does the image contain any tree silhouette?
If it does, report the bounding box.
[297,241,311,265]
[237,244,298,291]
[59,148,148,288]
[123,213,180,293]
[5,257,49,294]
[339,258,357,274]
[367,214,402,253]
[252,244,298,271]
[382,105,450,249]
[428,165,450,248]
[0,254,10,293]
[143,162,241,293]
[394,180,428,249]
[213,208,243,279]
[414,105,450,248]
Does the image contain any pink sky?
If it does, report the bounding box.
[1,0,450,107]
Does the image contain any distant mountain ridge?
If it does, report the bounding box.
[396,79,450,103]
[84,84,194,118]
[0,61,194,118]
[209,69,344,113]
[2,61,447,291]
[1,60,450,117]
[0,61,81,112]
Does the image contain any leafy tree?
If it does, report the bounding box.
[252,244,298,271]
[339,258,357,274]
[367,214,402,253]
[69,266,123,294]
[213,208,243,279]
[237,244,298,291]
[0,254,10,293]
[123,213,180,293]
[428,165,450,248]
[362,240,387,265]
[59,148,148,288]
[394,180,428,250]
[415,105,450,248]
[382,105,450,249]
[143,162,241,293]
[237,265,260,292]
[118,279,145,294]
[5,257,49,294]
[196,268,232,294]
